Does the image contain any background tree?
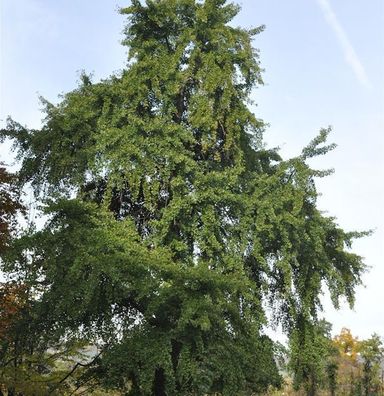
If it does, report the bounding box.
[0,163,25,347]
[359,333,383,396]
[326,328,384,396]
[289,319,339,396]
[332,327,361,394]
[0,0,368,394]
[0,165,24,254]
[0,166,29,394]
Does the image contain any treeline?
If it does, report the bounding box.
[274,325,384,396]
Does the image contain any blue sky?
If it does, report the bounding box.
[1,0,383,340]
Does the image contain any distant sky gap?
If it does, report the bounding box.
[317,0,372,89]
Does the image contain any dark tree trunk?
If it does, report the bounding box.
[171,339,182,392]
[307,373,317,396]
[152,367,166,396]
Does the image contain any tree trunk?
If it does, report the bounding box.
[307,373,317,396]
[152,367,166,396]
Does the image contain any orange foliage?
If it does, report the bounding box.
[333,327,360,361]
[332,328,363,394]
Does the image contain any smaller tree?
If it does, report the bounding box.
[0,166,96,395]
[334,328,360,361]
[289,319,337,396]
[359,334,383,396]
[0,282,28,341]
[0,165,24,254]
[332,328,361,394]
[0,284,104,396]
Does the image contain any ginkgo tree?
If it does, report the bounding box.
[0,0,368,395]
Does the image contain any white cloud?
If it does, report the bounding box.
[317,0,372,89]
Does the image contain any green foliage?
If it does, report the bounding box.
[285,328,384,396]
[289,319,337,395]
[0,165,25,254]
[0,0,368,394]
[0,279,97,395]
[360,334,384,396]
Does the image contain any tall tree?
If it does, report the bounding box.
[1,0,367,394]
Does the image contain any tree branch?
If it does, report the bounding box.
[48,348,105,395]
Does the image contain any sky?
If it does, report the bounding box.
[1,0,383,341]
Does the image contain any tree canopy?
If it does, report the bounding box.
[0,1,368,394]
